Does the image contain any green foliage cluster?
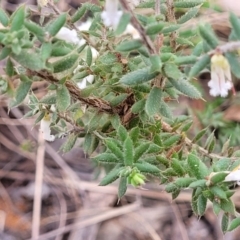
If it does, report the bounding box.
[1,0,240,233]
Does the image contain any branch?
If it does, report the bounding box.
[119,0,157,54]
[160,119,237,160]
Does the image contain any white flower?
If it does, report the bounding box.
[40,114,55,142]
[77,75,94,89]
[208,54,233,97]
[78,20,92,31]
[224,166,240,185]
[101,0,122,29]
[124,24,141,39]
[55,27,85,46]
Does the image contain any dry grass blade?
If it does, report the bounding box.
[31,131,45,239]
[27,201,141,240]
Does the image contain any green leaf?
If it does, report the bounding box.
[181,121,193,132]
[177,7,199,24]
[24,20,45,41]
[118,177,128,199]
[199,24,219,49]
[189,179,207,188]
[156,155,169,167]
[61,133,78,153]
[229,12,240,40]
[187,153,209,179]
[135,162,160,174]
[176,37,194,47]
[131,99,146,113]
[162,25,180,34]
[11,78,32,107]
[0,47,11,61]
[145,87,162,117]
[147,144,162,154]
[210,186,227,199]
[213,158,231,171]
[213,200,221,215]
[46,13,67,36]
[171,159,185,176]
[6,58,14,76]
[210,172,229,185]
[117,125,128,142]
[115,13,131,35]
[228,217,240,232]
[221,213,229,233]
[164,63,182,80]
[124,137,134,166]
[99,166,124,186]
[40,43,52,63]
[189,55,210,78]
[134,143,150,162]
[52,53,79,73]
[105,139,124,160]
[225,52,240,78]
[192,127,207,143]
[10,5,25,32]
[71,5,87,23]
[145,22,165,35]
[174,0,204,8]
[40,94,56,105]
[120,67,158,85]
[34,111,45,125]
[175,55,197,65]
[175,177,196,188]
[198,194,207,216]
[159,100,173,119]
[93,153,119,163]
[86,47,92,66]
[56,85,71,112]
[83,134,99,155]
[150,55,162,73]
[129,127,140,144]
[109,93,128,107]
[169,78,201,99]
[0,9,9,27]
[116,40,142,52]
[165,183,178,193]
[163,135,181,147]
[220,199,235,215]
[12,50,45,71]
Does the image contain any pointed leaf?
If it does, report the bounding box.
[99,166,124,186]
[145,87,162,117]
[169,78,201,99]
[120,67,158,85]
[189,55,210,78]
[56,85,71,112]
[61,133,78,153]
[46,13,67,36]
[118,177,128,199]
[187,153,209,179]
[124,137,134,166]
[12,50,45,71]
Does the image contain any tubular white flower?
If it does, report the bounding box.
[224,166,240,185]
[101,0,122,29]
[40,114,55,142]
[208,54,233,97]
